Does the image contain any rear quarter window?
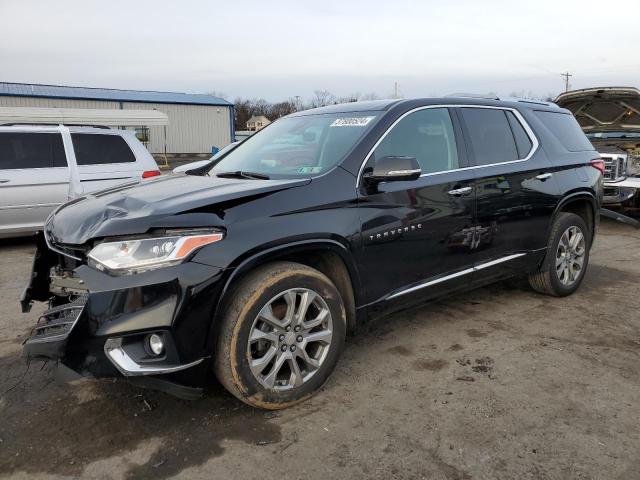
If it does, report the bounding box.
[534,111,594,152]
[505,111,533,159]
[71,133,136,165]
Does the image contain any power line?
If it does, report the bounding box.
[561,71,572,92]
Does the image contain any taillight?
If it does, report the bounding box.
[142,170,161,179]
[590,159,605,175]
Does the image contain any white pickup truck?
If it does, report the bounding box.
[0,125,160,238]
[555,87,640,207]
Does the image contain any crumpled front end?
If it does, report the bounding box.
[23,293,88,360]
[22,230,225,398]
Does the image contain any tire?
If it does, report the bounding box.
[214,261,347,409]
[528,212,591,297]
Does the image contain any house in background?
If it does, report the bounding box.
[246,115,270,131]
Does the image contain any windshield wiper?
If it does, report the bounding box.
[216,171,270,180]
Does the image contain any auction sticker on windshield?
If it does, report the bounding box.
[330,116,375,127]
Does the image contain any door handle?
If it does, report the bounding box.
[0,179,9,184]
[536,173,552,181]
[447,186,473,196]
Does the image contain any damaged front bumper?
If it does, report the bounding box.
[23,294,87,359]
[21,232,225,398]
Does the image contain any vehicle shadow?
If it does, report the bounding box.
[0,351,281,479]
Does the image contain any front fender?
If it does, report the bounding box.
[201,237,362,353]
[218,238,362,305]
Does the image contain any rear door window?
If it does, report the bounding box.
[460,108,518,165]
[371,107,460,174]
[71,134,136,165]
[533,111,594,152]
[0,132,66,170]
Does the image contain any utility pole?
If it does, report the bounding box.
[561,72,572,92]
[393,82,398,99]
[294,95,301,111]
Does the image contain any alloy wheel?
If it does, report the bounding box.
[247,288,333,390]
[555,226,586,286]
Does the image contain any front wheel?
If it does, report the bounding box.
[214,262,346,409]
[528,212,591,297]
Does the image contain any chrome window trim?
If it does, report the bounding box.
[385,253,526,300]
[386,169,421,176]
[356,104,539,187]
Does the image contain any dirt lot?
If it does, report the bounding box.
[1,219,639,480]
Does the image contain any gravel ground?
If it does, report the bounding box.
[0,218,639,480]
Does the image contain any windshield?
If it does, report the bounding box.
[209,112,379,178]
[586,132,640,139]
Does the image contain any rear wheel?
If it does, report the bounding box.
[214,261,346,409]
[528,212,591,297]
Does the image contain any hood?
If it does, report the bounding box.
[554,87,640,133]
[47,173,310,245]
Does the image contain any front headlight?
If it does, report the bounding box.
[88,231,224,274]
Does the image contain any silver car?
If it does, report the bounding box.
[0,125,160,238]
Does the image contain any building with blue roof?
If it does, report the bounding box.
[0,82,235,154]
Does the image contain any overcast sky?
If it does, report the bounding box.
[1,0,639,101]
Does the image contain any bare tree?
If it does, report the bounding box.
[233,98,251,131]
[251,98,271,117]
[360,92,380,101]
[508,90,556,101]
[270,100,297,119]
[233,97,300,130]
[337,93,361,103]
[311,90,336,108]
[232,89,387,131]
[233,98,268,130]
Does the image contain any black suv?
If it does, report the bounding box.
[22,97,603,408]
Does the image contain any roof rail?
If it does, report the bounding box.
[445,93,500,100]
[444,93,558,108]
[499,97,558,107]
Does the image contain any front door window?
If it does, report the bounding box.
[370,107,459,175]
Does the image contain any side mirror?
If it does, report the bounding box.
[363,156,421,183]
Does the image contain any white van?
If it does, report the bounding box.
[0,125,160,238]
